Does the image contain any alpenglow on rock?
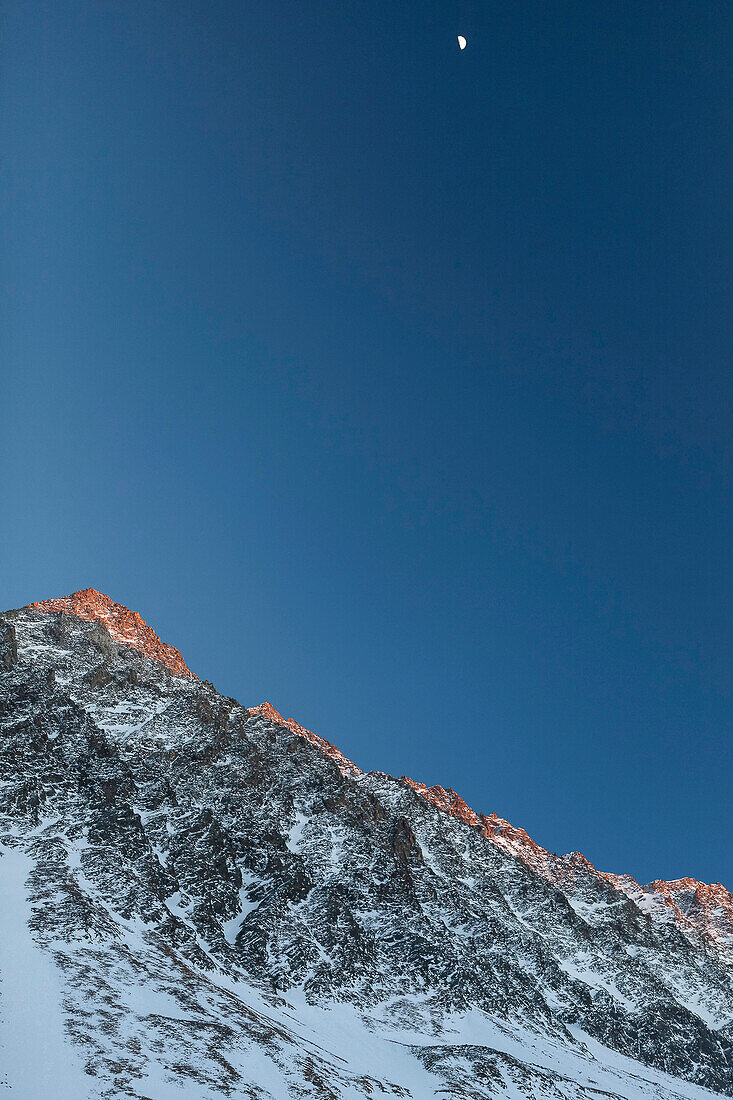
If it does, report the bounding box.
[1,589,732,1099]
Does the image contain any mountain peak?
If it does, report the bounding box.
[28,588,195,678]
[3,593,733,1097]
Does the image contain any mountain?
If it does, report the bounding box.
[1,588,732,1100]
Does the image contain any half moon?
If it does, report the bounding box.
[457,35,467,50]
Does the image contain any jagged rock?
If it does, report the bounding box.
[0,589,732,1100]
[0,617,17,671]
[392,817,423,866]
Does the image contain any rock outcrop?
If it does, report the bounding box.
[29,588,195,676]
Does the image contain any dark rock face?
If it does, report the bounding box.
[0,618,17,671]
[1,594,732,1099]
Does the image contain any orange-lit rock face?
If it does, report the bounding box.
[644,878,733,942]
[399,779,733,945]
[247,702,360,776]
[29,589,195,678]
[400,776,549,862]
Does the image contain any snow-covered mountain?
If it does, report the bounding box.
[1,589,732,1100]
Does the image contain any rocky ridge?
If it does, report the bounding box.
[643,880,733,948]
[29,588,195,677]
[400,782,733,956]
[1,590,732,1100]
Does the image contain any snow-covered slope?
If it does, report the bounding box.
[1,590,732,1099]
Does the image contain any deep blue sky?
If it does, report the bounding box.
[3,1,732,887]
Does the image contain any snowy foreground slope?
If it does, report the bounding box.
[1,591,733,1099]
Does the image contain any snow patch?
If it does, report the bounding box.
[0,844,93,1098]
